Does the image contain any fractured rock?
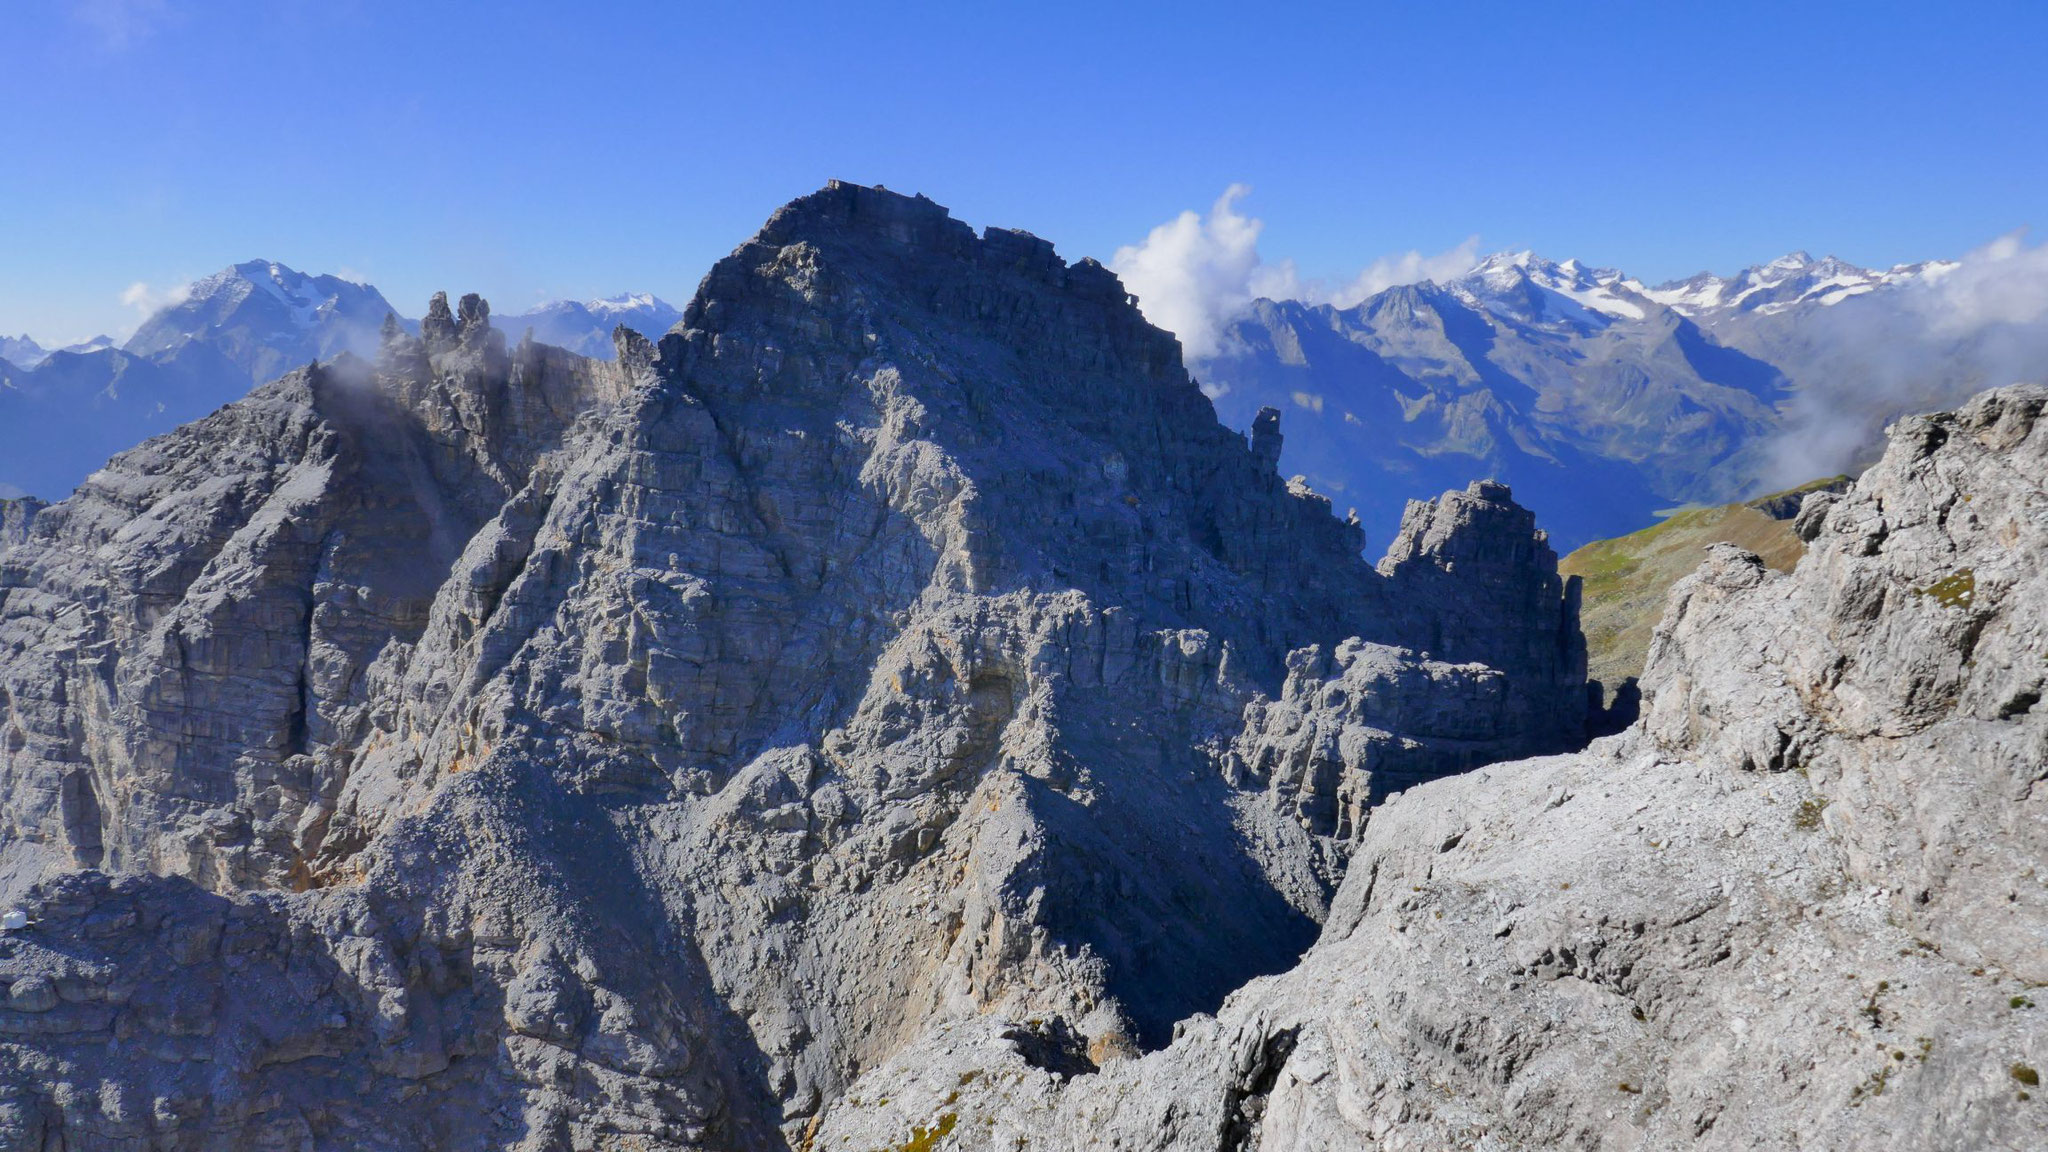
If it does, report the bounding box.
[0,182,1589,1149]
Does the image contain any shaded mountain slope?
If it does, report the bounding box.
[1205,281,1788,552]
[817,384,2048,1152]
[0,183,1586,1149]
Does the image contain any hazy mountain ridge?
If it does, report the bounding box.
[8,243,2025,538]
[496,293,684,359]
[0,261,402,501]
[1202,246,2030,549]
[0,266,679,501]
[0,336,47,369]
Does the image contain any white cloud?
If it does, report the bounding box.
[1756,228,2048,490]
[1919,229,2048,334]
[121,280,192,319]
[1112,185,1481,361]
[1327,235,1484,309]
[1110,185,1271,361]
[72,0,173,50]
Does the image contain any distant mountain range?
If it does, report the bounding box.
[500,293,684,358]
[1199,248,2031,549]
[0,333,117,367]
[0,264,679,500]
[6,246,2038,547]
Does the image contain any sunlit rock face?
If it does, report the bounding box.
[816,384,2048,1152]
[0,183,1587,1149]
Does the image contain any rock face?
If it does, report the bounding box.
[0,183,1586,1149]
[813,384,2048,1151]
[0,501,38,551]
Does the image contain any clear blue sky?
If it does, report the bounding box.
[3,0,2044,342]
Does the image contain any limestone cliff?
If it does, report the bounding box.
[816,384,2048,1151]
[0,183,1586,1149]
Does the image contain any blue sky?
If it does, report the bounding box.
[3,0,2044,342]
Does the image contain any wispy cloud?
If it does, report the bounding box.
[121,279,192,320]
[1111,185,1480,360]
[72,0,173,51]
[1757,228,2048,488]
[1327,236,1484,308]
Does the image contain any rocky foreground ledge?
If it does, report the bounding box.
[815,385,2048,1149]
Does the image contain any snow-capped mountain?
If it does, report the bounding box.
[500,293,683,359]
[124,259,400,383]
[1637,251,1957,321]
[1,260,399,500]
[1,267,689,500]
[1439,248,1958,329]
[1449,250,1651,323]
[1206,277,1784,551]
[1202,244,2022,551]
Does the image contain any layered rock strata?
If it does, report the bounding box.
[0,183,1585,1149]
[816,384,2048,1151]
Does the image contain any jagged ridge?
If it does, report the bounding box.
[0,183,1586,1149]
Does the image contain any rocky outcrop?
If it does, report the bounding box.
[0,183,1586,1149]
[0,501,38,551]
[0,329,621,893]
[1379,479,1588,751]
[813,384,2048,1150]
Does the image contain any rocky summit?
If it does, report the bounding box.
[814,384,2048,1150]
[0,183,1588,1150]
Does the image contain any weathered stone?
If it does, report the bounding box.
[419,289,457,350]
[0,499,40,551]
[4,976,55,1013]
[0,182,1589,1149]
[814,384,2048,1151]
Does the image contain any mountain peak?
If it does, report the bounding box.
[121,257,398,382]
[0,334,49,369]
[588,291,675,314]
[1452,250,1644,322]
[754,180,980,258]
[501,292,686,359]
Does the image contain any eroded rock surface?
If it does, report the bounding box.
[0,183,1586,1149]
[815,385,2048,1150]
[0,502,38,553]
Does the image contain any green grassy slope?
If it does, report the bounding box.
[1561,476,1848,702]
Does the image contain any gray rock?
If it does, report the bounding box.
[0,499,39,551]
[420,289,458,350]
[0,182,1586,1149]
[1249,406,1283,473]
[814,384,2048,1150]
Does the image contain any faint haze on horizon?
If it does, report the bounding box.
[3,0,2045,343]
